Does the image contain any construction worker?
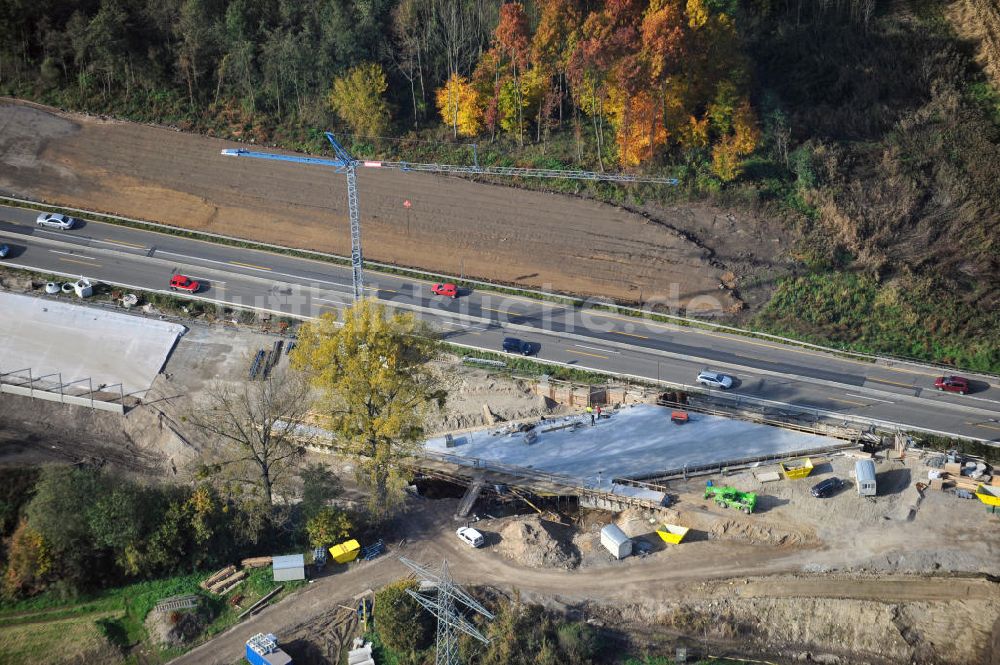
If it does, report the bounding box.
[586,405,594,425]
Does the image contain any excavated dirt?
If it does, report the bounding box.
[496,515,580,569]
[0,100,792,310]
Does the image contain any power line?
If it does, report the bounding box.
[400,557,494,665]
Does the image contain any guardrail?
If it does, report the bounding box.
[0,366,127,414]
[3,193,996,379]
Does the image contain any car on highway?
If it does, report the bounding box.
[502,337,534,356]
[810,477,843,498]
[697,370,733,389]
[934,375,969,395]
[431,282,458,298]
[169,274,201,293]
[35,212,76,230]
[456,526,485,548]
[0,244,8,259]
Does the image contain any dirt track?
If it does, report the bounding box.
[0,101,743,309]
[170,498,1000,665]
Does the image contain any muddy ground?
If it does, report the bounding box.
[0,100,795,311]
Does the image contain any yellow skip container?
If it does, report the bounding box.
[329,539,361,564]
[780,458,814,479]
[656,524,690,545]
[975,485,1000,507]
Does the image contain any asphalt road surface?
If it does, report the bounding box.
[1,203,998,442]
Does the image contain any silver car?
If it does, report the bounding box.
[697,370,733,389]
[36,212,75,230]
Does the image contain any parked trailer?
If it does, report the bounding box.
[600,524,632,559]
[855,459,877,497]
[656,524,690,544]
[246,633,292,665]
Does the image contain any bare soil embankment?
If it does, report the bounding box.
[0,101,791,311]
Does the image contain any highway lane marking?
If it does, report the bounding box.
[569,349,608,359]
[101,238,146,249]
[968,422,1000,431]
[610,330,649,340]
[49,249,99,261]
[866,377,914,389]
[827,397,867,407]
[845,393,894,404]
[156,250,356,290]
[575,344,620,354]
[230,260,272,271]
[58,257,101,267]
[481,306,521,316]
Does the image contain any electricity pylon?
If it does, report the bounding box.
[222,133,680,301]
[400,557,494,665]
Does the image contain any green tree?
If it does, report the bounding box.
[291,299,445,523]
[305,507,352,547]
[329,62,391,137]
[373,580,434,653]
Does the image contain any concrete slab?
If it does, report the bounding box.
[426,404,840,490]
[0,292,184,395]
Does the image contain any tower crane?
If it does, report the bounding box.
[222,132,679,301]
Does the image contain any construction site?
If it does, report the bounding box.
[0,286,995,664]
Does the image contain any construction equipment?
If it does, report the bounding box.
[704,485,758,514]
[222,133,680,302]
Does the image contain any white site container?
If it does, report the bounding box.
[600,524,632,559]
[855,459,877,497]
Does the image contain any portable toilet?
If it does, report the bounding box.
[855,459,877,497]
[271,554,305,582]
[600,524,632,559]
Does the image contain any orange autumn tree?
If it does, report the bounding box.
[441,0,758,176]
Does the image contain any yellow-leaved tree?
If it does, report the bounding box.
[291,299,446,523]
[329,62,391,137]
[436,72,483,137]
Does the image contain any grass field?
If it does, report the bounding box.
[0,568,302,664]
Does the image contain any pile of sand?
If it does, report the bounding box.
[709,518,806,547]
[497,515,580,569]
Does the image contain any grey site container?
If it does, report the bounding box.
[855,459,877,497]
[600,524,632,559]
[272,554,305,582]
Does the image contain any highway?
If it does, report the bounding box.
[1,202,998,442]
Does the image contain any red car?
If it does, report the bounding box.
[169,274,200,293]
[934,375,969,395]
[431,282,458,298]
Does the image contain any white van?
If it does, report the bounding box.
[456,527,484,548]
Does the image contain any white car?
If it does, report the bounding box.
[456,526,484,548]
[697,370,733,389]
[36,213,75,230]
